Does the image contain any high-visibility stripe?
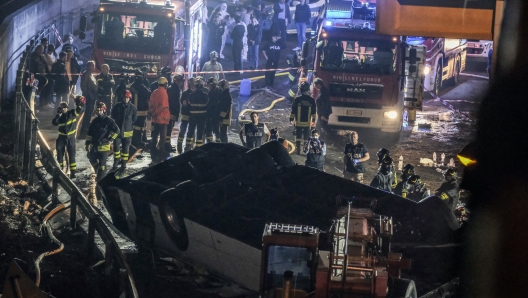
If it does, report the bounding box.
[190,111,207,114]
[66,119,77,125]
[180,115,189,121]
[70,163,76,170]
[222,119,230,125]
[170,115,178,120]
[59,129,77,136]
[114,152,121,158]
[110,132,118,139]
[178,137,184,142]
[165,136,171,140]
[288,74,295,81]
[86,135,92,141]
[133,126,142,130]
[186,138,194,145]
[123,131,133,138]
[98,144,111,151]
[59,162,63,167]
[137,111,148,116]
[101,165,106,170]
[288,89,296,97]
[59,123,65,126]
[121,153,129,161]
[219,112,227,117]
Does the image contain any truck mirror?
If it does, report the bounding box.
[301,41,309,59]
[409,48,417,65]
[80,15,87,32]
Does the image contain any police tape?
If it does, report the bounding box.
[425,89,472,119]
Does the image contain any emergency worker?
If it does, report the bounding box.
[394,163,415,198]
[313,78,332,125]
[377,147,398,188]
[148,77,170,162]
[96,64,115,113]
[177,77,196,153]
[239,112,270,149]
[111,90,137,174]
[263,31,285,89]
[269,128,289,149]
[166,74,183,151]
[85,102,120,181]
[217,79,232,143]
[130,71,151,148]
[286,50,301,99]
[79,61,98,137]
[205,77,220,143]
[52,96,85,178]
[290,82,317,154]
[343,131,370,183]
[150,67,172,91]
[115,73,130,105]
[406,174,431,202]
[435,168,460,210]
[186,76,209,150]
[370,156,395,193]
[304,129,326,171]
[202,51,225,82]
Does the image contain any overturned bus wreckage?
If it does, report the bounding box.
[98,142,460,293]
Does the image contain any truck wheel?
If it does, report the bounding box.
[389,277,418,298]
[447,59,460,86]
[433,65,443,95]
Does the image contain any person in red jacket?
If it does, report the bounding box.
[148,77,170,162]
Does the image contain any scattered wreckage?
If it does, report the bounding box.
[98,142,461,296]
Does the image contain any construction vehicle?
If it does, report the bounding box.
[90,0,205,76]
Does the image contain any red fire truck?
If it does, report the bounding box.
[90,0,205,76]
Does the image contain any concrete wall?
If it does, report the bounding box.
[0,0,99,103]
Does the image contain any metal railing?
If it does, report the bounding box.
[12,23,139,298]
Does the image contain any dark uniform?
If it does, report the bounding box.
[316,85,332,122]
[344,142,368,183]
[264,39,284,87]
[242,123,267,149]
[177,88,193,153]
[205,87,221,143]
[130,78,151,147]
[186,86,209,148]
[435,179,460,211]
[208,21,225,59]
[166,83,182,150]
[406,176,431,202]
[115,77,129,105]
[304,137,326,171]
[111,100,137,171]
[96,73,115,113]
[290,94,317,151]
[286,53,300,99]
[217,88,233,143]
[86,115,120,181]
[370,171,394,193]
[52,105,84,175]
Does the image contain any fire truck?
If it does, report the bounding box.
[90,0,205,76]
[306,0,427,132]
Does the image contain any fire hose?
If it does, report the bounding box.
[35,202,69,287]
[238,97,296,155]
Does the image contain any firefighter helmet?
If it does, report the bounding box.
[376,148,391,163]
[381,155,393,165]
[195,76,204,86]
[407,174,421,185]
[158,77,168,85]
[210,51,219,58]
[161,66,172,76]
[173,74,183,83]
[59,102,68,109]
[96,101,107,114]
[444,168,457,180]
[402,164,415,176]
[299,81,310,93]
[124,90,132,98]
[74,95,86,106]
[218,79,229,91]
[207,77,218,85]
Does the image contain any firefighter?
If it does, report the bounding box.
[217,79,232,143]
[52,96,85,178]
[111,90,137,174]
[304,129,326,171]
[177,77,196,154]
[406,174,431,202]
[166,74,183,151]
[130,71,151,148]
[370,156,395,193]
[269,128,289,149]
[376,148,398,189]
[286,50,301,99]
[394,163,415,198]
[115,73,130,105]
[150,66,172,91]
[343,131,370,184]
[85,102,120,181]
[186,76,209,150]
[148,77,170,162]
[434,168,460,211]
[96,64,115,114]
[239,112,270,149]
[313,78,332,128]
[290,81,317,154]
[205,77,220,143]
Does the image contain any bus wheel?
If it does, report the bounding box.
[433,65,443,95]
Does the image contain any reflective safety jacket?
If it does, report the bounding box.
[218,89,232,126]
[167,84,182,121]
[111,102,137,138]
[85,115,120,152]
[52,105,84,136]
[130,80,151,117]
[286,54,300,84]
[290,94,317,127]
[148,86,170,124]
[435,179,460,210]
[188,87,209,115]
[180,88,194,121]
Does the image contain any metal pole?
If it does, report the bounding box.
[22,109,31,179]
[341,200,352,294]
[70,193,77,230]
[28,120,38,185]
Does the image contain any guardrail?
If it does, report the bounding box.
[12,23,139,298]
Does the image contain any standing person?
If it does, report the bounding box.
[239,112,270,148]
[272,0,291,44]
[85,102,120,181]
[208,14,226,60]
[111,90,137,174]
[79,61,99,137]
[52,96,85,178]
[293,0,311,51]
[63,46,81,99]
[42,44,57,108]
[286,50,301,99]
[148,77,171,162]
[217,79,232,143]
[394,163,415,197]
[370,156,395,193]
[130,71,151,148]
[40,38,49,53]
[205,78,220,143]
[252,0,264,20]
[29,45,48,100]
[247,15,262,70]
[96,64,115,114]
[186,77,209,150]
[51,52,70,105]
[313,78,332,126]
[262,31,285,89]
[290,82,317,154]
[177,77,195,153]
[343,131,370,183]
[165,74,183,151]
[62,34,81,60]
[150,67,172,91]
[217,3,230,59]
[202,51,225,82]
[435,168,460,211]
[199,0,210,66]
[231,15,246,71]
[304,129,326,171]
[115,73,129,104]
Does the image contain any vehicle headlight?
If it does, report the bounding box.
[424,65,431,75]
[384,111,398,119]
